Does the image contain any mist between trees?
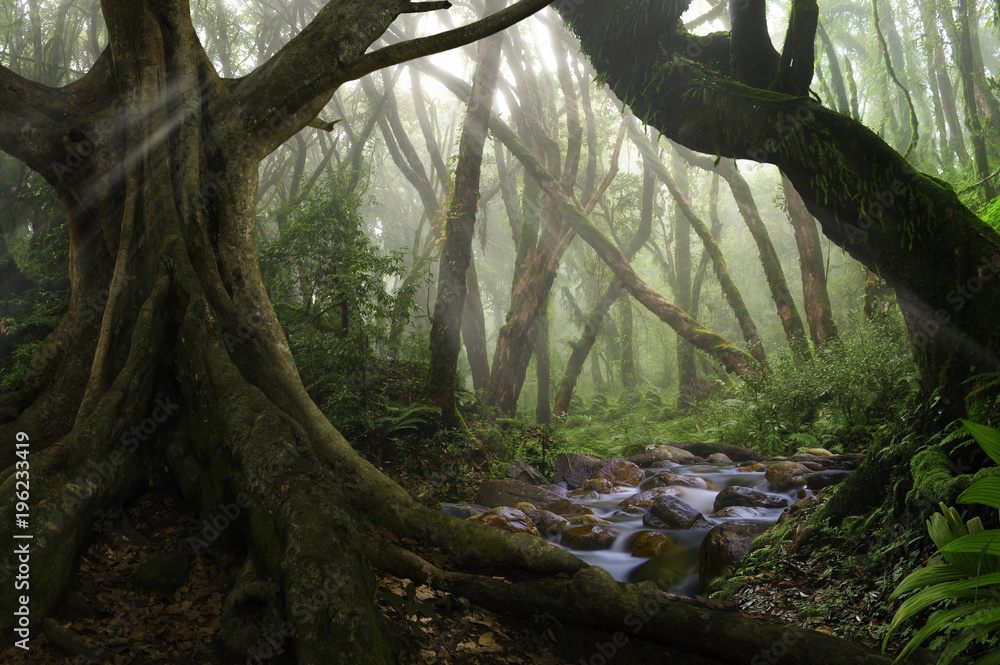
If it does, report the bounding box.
[0,0,999,663]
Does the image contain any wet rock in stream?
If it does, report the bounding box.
[713,485,789,511]
[644,494,710,530]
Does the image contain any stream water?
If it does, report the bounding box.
[548,462,800,595]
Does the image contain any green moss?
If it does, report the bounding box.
[906,445,973,508]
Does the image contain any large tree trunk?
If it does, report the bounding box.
[424,0,503,426]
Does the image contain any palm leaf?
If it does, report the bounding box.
[937,621,1000,665]
[892,603,997,663]
[962,419,1000,465]
[958,477,1000,510]
[887,564,972,600]
[940,531,1000,564]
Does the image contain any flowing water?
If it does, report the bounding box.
[548,462,799,595]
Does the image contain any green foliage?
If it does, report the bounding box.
[702,315,918,455]
[982,196,1000,234]
[883,421,1000,664]
[259,170,406,442]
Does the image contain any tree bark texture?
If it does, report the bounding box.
[782,175,838,346]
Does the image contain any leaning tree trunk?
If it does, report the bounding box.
[552,156,653,419]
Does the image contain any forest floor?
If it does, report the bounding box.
[0,442,918,665]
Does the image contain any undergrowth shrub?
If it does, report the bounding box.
[703,314,918,455]
[259,170,409,445]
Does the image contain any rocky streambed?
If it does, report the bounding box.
[440,442,862,595]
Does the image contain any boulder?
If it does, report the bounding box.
[669,442,767,462]
[629,531,673,558]
[804,448,833,457]
[476,479,566,508]
[618,486,680,509]
[699,521,772,587]
[522,508,570,536]
[505,458,548,485]
[439,503,488,520]
[591,458,644,486]
[707,453,733,464]
[626,445,701,467]
[467,506,538,535]
[738,462,766,473]
[713,486,789,512]
[640,472,709,491]
[544,498,595,515]
[764,461,812,491]
[581,478,613,494]
[560,525,621,550]
[805,470,854,490]
[789,453,865,470]
[646,494,710,530]
[553,453,601,489]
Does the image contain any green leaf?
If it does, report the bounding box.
[941,531,1000,560]
[958,477,1000,509]
[886,581,998,638]
[890,603,995,663]
[973,646,1000,665]
[887,564,970,600]
[937,621,1000,665]
[962,419,1000,465]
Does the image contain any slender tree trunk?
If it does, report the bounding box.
[672,143,811,361]
[782,175,838,346]
[424,0,504,426]
[923,1,969,167]
[671,149,697,408]
[633,128,767,368]
[552,158,654,417]
[691,174,722,318]
[618,297,637,388]
[461,255,490,393]
[956,0,998,202]
[535,308,551,424]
